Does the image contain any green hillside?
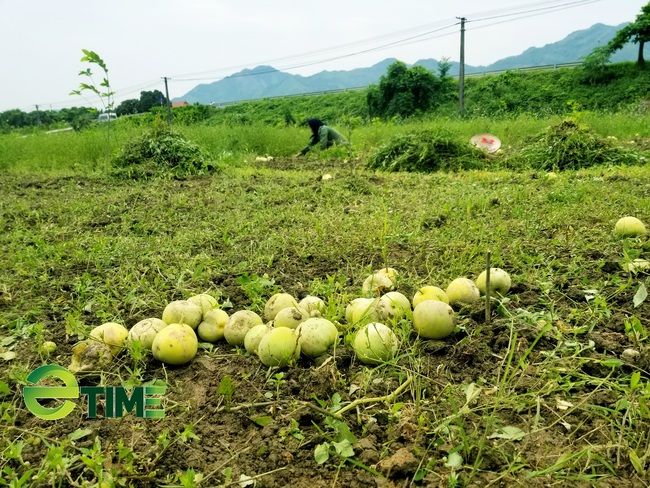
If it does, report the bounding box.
[165,61,650,127]
[177,23,648,105]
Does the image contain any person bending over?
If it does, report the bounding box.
[294,118,347,157]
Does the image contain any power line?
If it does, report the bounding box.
[168,0,605,84]
[469,0,604,34]
[7,0,617,111]
[30,79,164,112]
[172,23,460,83]
[167,20,462,80]
[170,0,606,86]
[470,0,603,23]
[467,0,602,20]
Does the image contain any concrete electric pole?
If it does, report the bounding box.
[458,17,466,116]
[163,77,173,125]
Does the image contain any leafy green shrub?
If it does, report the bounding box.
[112,120,217,179]
[367,61,447,119]
[367,128,487,172]
[517,118,645,170]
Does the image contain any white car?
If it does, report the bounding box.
[97,112,117,122]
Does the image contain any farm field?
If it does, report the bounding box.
[1,114,650,487]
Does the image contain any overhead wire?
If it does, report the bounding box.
[170,0,605,85]
[172,23,460,82]
[29,79,166,112]
[470,0,604,23]
[168,23,460,81]
[18,0,612,111]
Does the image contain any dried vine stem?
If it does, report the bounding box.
[332,376,413,418]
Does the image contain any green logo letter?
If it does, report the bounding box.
[23,365,79,420]
[144,385,166,418]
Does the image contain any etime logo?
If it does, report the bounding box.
[23,365,165,420]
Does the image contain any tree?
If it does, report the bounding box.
[367,61,443,119]
[0,109,30,128]
[115,91,166,116]
[438,57,452,79]
[603,2,649,66]
[115,99,139,116]
[138,90,166,113]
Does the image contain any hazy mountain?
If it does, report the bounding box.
[175,23,647,105]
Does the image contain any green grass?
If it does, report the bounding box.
[2,110,648,175]
[0,112,649,486]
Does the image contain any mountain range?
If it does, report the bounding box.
[175,23,647,105]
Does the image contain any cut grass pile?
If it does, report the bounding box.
[113,122,219,180]
[518,118,647,171]
[366,128,488,172]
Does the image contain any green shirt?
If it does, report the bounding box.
[301,125,347,154]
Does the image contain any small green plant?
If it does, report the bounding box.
[70,49,114,168]
[313,417,357,465]
[178,424,201,444]
[265,372,286,400]
[122,339,147,388]
[237,273,277,311]
[216,375,236,406]
[279,418,305,443]
[312,393,357,465]
[625,316,648,345]
[70,50,114,113]
[162,468,204,488]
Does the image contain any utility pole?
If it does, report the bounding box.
[163,77,172,125]
[35,105,42,129]
[458,17,466,116]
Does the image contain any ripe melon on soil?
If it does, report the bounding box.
[197,308,229,342]
[374,267,399,284]
[263,293,299,321]
[376,291,411,323]
[476,268,512,296]
[127,318,169,350]
[614,216,647,237]
[162,300,203,329]
[345,298,379,326]
[353,322,399,365]
[257,327,300,367]
[90,322,129,355]
[273,306,310,329]
[187,293,218,315]
[224,310,263,346]
[446,278,480,306]
[362,273,395,297]
[244,323,273,355]
[152,323,198,365]
[296,317,338,358]
[412,286,449,307]
[298,295,326,315]
[412,300,457,339]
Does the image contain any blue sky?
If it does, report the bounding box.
[0,0,646,111]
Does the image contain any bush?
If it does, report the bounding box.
[367,128,487,172]
[367,61,446,119]
[517,118,645,170]
[112,119,218,180]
